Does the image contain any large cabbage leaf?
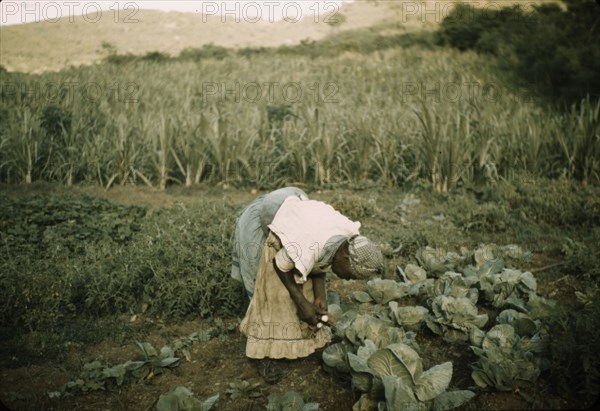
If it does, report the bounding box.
[414,362,453,402]
[353,340,378,368]
[353,291,374,303]
[431,390,476,411]
[333,309,358,340]
[398,264,427,283]
[477,258,505,279]
[526,293,557,319]
[322,341,353,374]
[156,386,219,411]
[481,324,516,351]
[397,264,433,297]
[382,375,424,411]
[367,343,423,387]
[344,313,420,351]
[351,394,378,411]
[367,278,410,304]
[345,314,393,347]
[347,340,378,392]
[477,267,540,309]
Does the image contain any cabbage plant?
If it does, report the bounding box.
[356,343,475,410]
[479,267,538,309]
[324,242,555,407]
[366,278,411,304]
[388,301,429,332]
[426,295,488,343]
[472,244,530,269]
[425,272,479,305]
[326,340,475,410]
[415,247,469,276]
[344,314,420,350]
[156,386,218,411]
[470,324,548,391]
[266,391,319,411]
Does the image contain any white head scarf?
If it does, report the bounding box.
[348,235,384,278]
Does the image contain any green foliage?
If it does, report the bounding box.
[104,50,171,65]
[40,104,72,139]
[49,341,181,398]
[0,194,147,333]
[546,294,600,406]
[1,27,598,187]
[0,194,145,254]
[157,387,219,411]
[49,329,229,401]
[325,337,475,410]
[327,194,381,221]
[470,324,549,392]
[273,28,435,58]
[141,51,170,62]
[326,242,558,406]
[413,102,472,193]
[426,295,488,344]
[365,278,410,305]
[266,390,319,411]
[179,44,231,61]
[0,194,246,354]
[436,1,600,103]
[435,4,528,53]
[512,177,600,226]
[226,380,262,400]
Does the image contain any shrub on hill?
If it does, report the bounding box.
[435,0,600,104]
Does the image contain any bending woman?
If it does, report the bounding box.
[232,187,384,359]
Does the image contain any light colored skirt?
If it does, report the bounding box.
[239,232,331,359]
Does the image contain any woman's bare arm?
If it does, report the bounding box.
[310,272,327,314]
[273,260,319,325]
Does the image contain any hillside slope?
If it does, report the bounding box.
[0,1,403,73]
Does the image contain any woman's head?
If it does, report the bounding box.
[332,235,384,279]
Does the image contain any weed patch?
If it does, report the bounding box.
[0,194,246,361]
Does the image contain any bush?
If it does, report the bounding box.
[435,4,531,54]
[275,29,434,58]
[547,296,600,407]
[141,51,171,62]
[435,1,600,103]
[104,53,139,65]
[179,44,231,61]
